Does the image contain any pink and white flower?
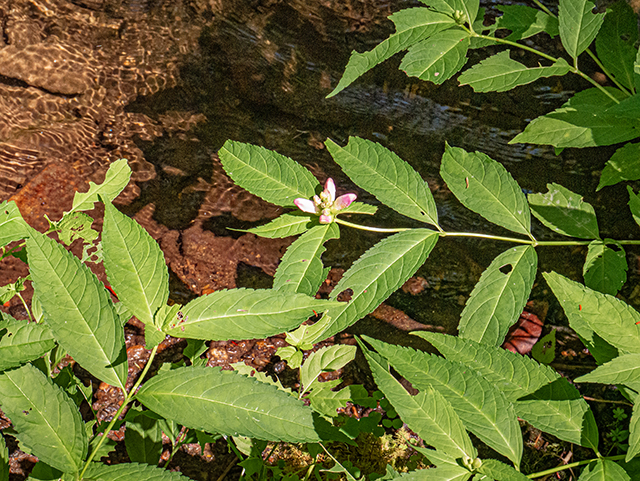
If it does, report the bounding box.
[294,178,356,224]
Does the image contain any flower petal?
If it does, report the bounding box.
[333,193,357,210]
[319,214,333,224]
[324,178,336,202]
[294,198,318,214]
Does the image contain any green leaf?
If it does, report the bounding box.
[361,343,477,460]
[242,213,317,238]
[83,462,191,480]
[628,186,640,228]
[307,381,353,417]
[273,223,339,296]
[595,1,638,91]
[55,212,99,247]
[598,143,640,190]
[338,202,378,216]
[421,0,479,24]
[398,466,472,481]
[125,409,163,465]
[326,138,439,226]
[102,200,169,327]
[544,271,640,354]
[0,314,56,371]
[558,0,605,60]
[400,29,470,85]
[165,288,340,340]
[528,183,599,239]
[69,159,131,214]
[636,47,640,92]
[0,364,86,473]
[477,459,529,481]
[440,145,531,236]
[578,460,631,481]
[458,51,570,93]
[218,140,319,208]
[364,336,523,467]
[26,232,127,390]
[510,88,640,148]
[583,240,627,295]
[0,201,31,247]
[626,401,640,462]
[416,333,599,449]
[301,344,356,393]
[0,433,7,481]
[575,353,640,386]
[495,5,559,40]
[327,8,456,98]
[137,365,323,442]
[531,329,556,364]
[318,229,439,341]
[458,245,537,346]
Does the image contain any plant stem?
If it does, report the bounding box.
[585,49,633,96]
[529,0,554,17]
[16,292,33,323]
[526,454,626,478]
[79,345,159,480]
[583,396,633,406]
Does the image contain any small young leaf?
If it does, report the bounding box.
[528,183,599,239]
[595,1,638,91]
[241,212,316,238]
[27,232,127,390]
[166,288,341,340]
[531,329,556,364]
[69,159,131,214]
[400,29,470,85]
[325,137,438,226]
[628,186,640,228]
[0,201,31,248]
[137,366,323,443]
[459,245,537,346]
[458,51,570,93]
[0,314,56,371]
[83,462,191,480]
[300,344,356,393]
[598,143,640,190]
[273,223,339,296]
[494,5,559,40]
[440,145,531,236]
[422,0,479,24]
[558,0,605,60]
[103,200,169,327]
[0,364,87,473]
[327,8,456,98]
[627,401,640,462]
[318,229,439,341]
[218,140,319,208]
[577,459,631,481]
[361,343,477,460]
[583,240,627,296]
[477,459,529,481]
[125,409,163,465]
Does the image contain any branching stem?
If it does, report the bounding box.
[526,454,625,478]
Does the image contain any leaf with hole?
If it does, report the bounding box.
[558,0,605,60]
[0,201,31,248]
[494,5,559,40]
[69,159,131,214]
[0,313,56,371]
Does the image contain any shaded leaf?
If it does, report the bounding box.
[558,0,605,60]
[583,240,627,295]
[137,366,323,442]
[477,459,529,481]
[440,145,531,236]
[165,288,341,340]
[531,329,556,364]
[627,401,640,462]
[218,140,319,208]
[273,223,339,296]
[240,212,316,239]
[307,381,353,417]
[364,336,522,467]
[0,201,31,248]
[327,8,456,98]
[69,159,131,214]
[628,186,640,228]
[420,0,479,24]
[317,229,439,341]
[578,460,631,481]
[0,313,56,371]
[528,183,599,239]
[103,200,169,327]
[400,29,470,85]
[83,462,191,480]
[598,143,640,190]
[27,233,127,389]
[495,5,559,40]
[459,245,537,346]
[125,410,163,465]
[301,344,356,393]
[0,364,86,473]
[0,433,7,481]
[458,51,570,93]
[325,137,438,226]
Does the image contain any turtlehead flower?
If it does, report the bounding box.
[294,178,356,224]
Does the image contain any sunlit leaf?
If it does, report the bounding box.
[103,200,169,328]
[27,232,127,390]
[84,462,191,480]
[0,313,56,371]
[0,201,31,248]
[583,240,627,296]
[165,288,341,340]
[338,202,378,216]
[69,159,131,214]
[440,144,531,236]
[477,459,529,481]
[0,364,86,473]
[558,0,605,60]
[598,143,640,190]
[301,344,356,393]
[362,343,477,460]
[577,459,631,481]
[459,51,570,93]
[218,140,319,208]
[325,137,439,226]
[327,8,457,98]
[273,223,339,296]
[495,5,559,40]
[400,29,470,85]
[239,212,316,239]
[595,1,638,91]
[317,230,439,341]
[459,245,537,346]
[397,465,472,480]
[627,402,640,462]
[364,336,523,467]
[576,353,640,386]
[137,366,323,442]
